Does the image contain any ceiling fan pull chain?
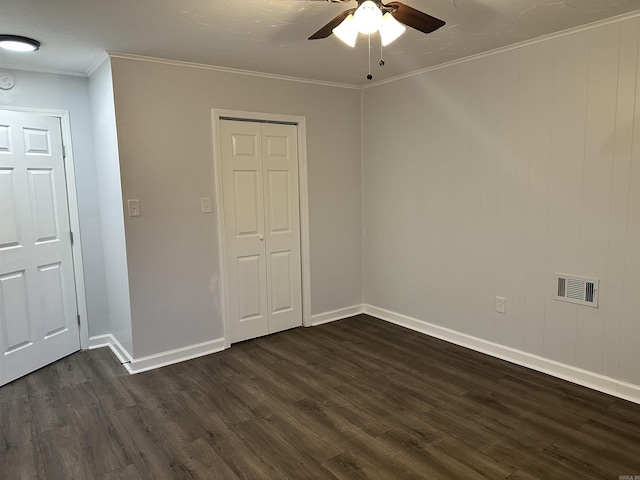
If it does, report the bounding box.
[379,37,385,67]
[367,34,373,80]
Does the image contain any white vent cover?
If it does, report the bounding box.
[554,273,599,308]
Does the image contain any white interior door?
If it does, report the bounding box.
[0,110,80,386]
[220,120,268,342]
[219,119,302,343]
[261,122,302,335]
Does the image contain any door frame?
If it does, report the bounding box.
[212,109,312,348]
[1,107,89,349]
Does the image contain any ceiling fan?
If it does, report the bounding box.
[308,0,445,46]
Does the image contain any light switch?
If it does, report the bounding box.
[496,296,506,314]
[201,197,213,214]
[128,199,141,217]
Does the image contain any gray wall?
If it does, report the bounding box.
[3,14,638,394]
[362,17,640,386]
[109,57,363,358]
[88,60,133,354]
[0,69,109,339]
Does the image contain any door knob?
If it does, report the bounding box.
[259,234,264,241]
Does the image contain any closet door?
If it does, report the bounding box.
[262,123,302,335]
[219,120,301,344]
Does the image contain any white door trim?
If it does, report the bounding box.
[212,109,312,348]
[1,107,89,350]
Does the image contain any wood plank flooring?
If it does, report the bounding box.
[2,314,640,479]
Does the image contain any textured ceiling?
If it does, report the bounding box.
[0,0,638,86]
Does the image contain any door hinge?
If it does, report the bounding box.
[70,231,74,245]
[77,314,81,326]
[62,144,67,159]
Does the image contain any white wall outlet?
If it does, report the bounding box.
[127,199,140,217]
[496,296,506,314]
[201,197,212,214]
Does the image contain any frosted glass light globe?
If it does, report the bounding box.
[380,12,406,46]
[333,14,358,47]
[354,1,383,35]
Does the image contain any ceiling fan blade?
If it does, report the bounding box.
[308,8,356,39]
[385,1,445,35]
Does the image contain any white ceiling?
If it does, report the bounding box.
[0,0,638,86]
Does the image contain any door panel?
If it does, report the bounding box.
[269,251,293,314]
[267,170,291,234]
[0,270,31,352]
[0,125,10,152]
[0,168,19,248]
[28,168,59,242]
[237,254,264,321]
[233,171,260,237]
[220,119,302,343]
[23,127,51,155]
[220,121,268,342]
[231,132,259,157]
[261,123,302,335]
[38,262,67,337]
[265,132,289,158]
[0,110,79,386]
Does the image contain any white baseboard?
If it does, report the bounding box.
[310,305,364,326]
[89,335,226,375]
[89,304,640,404]
[127,338,227,374]
[89,334,134,372]
[363,304,640,405]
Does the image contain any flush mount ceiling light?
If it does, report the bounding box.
[0,35,40,52]
[308,0,445,80]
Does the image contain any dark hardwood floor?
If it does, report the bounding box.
[2,314,640,479]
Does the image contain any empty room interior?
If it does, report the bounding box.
[1,0,640,478]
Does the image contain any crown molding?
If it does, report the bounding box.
[107,52,362,90]
[85,52,110,77]
[364,9,640,89]
[0,62,86,77]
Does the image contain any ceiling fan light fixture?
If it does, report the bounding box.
[354,0,383,35]
[380,12,406,46]
[332,14,358,47]
[0,35,40,52]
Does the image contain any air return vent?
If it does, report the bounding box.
[554,273,599,308]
